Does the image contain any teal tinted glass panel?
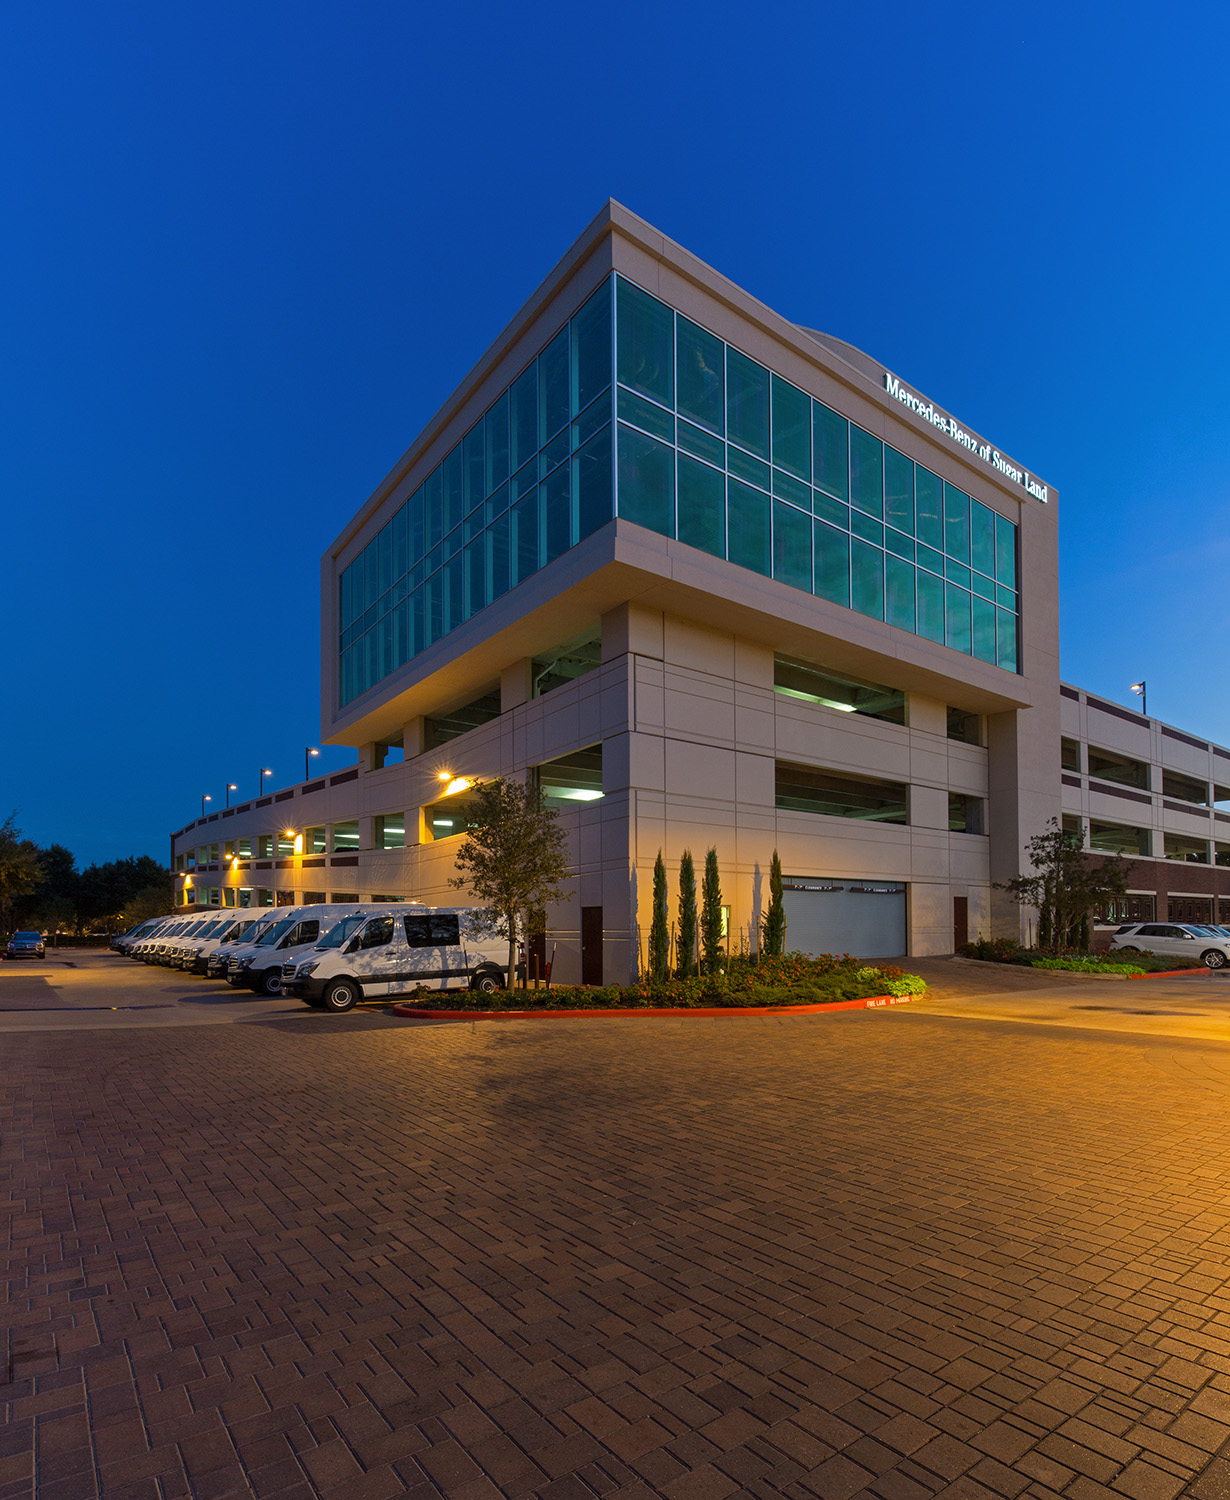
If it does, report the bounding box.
[884,446,913,534]
[574,282,611,413]
[510,365,537,472]
[970,500,995,577]
[464,426,485,511]
[945,583,971,653]
[915,467,942,548]
[425,467,444,549]
[849,427,883,518]
[971,595,997,664]
[851,510,884,546]
[677,454,725,558]
[996,584,1016,610]
[676,316,724,433]
[916,569,944,642]
[541,425,569,477]
[727,478,770,575]
[445,555,465,632]
[917,543,943,575]
[728,445,770,491]
[486,393,509,493]
[944,483,970,563]
[997,607,1018,670]
[574,388,610,447]
[972,571,995,600]
[543,462,571,563]
[772,468,810,507]
[814,492,849,528]
[392,506,408,579]
[489,511,510,601]
[575,426,612,540]
[466,535,486,617]
[772,500,812,591]
[443,447,464,533]
[618,386,674,442]
[727,349,769,459]
[512,489,539,582]
[771,375,811,480]
[813,403,849,500]
[851,539,884,620]
[539,328,570,443]
[885,554,915,631]
[885,528,914,561]
[995,512,1016,586]
[945,559,970,589]
[616,279,673,407]
[678,419,724,467]
[617,425,674,537]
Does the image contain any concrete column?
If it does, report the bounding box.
[601,602,663,661]
[403,716,425,757]
[500,659,534,712]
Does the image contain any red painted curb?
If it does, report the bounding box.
[1127,966,1213,979]
[390,993,918,1021]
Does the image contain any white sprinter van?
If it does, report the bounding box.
[206,913,278,978]
[225,905,374,995]
[280,907,509,1012]
[179,913,262,974]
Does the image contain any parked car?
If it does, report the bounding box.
[1110,922,1230,968]
[281,906,510,1013]
[6,931,46,960]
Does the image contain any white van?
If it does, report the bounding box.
[205,914,279,978]
[177,914,263,974]
[164,916,234,968]
[136,918,196,962]
[280,906,509,1013]
[111,918,165,955]
[224,905,376,995]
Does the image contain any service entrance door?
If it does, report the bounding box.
[782,879,907,959]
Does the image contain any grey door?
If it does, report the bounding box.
[782,880,907,959]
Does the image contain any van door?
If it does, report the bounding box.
[399,912,465,991]
[345,915,398,996]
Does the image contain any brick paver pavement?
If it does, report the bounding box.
[6,1008,1230,1500]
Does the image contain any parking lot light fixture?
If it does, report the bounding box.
[305,746,320,780]
[1130,681,1147,716]
[225,782,238,808]
[259,768,273,796]
[201,794,212,817]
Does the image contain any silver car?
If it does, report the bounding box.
[1110,922,1230,969]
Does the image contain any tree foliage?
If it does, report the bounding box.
[119,884,176,929]
[648,850,669,981]
[700,846,724,976]
[0,816,44,930]
[448,778,571,990]
[997,817,1134,949]
[676,849,697,979]
[762,849,785,957]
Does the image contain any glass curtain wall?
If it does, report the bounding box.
[338,280,614,707]
[613,277,1021,672]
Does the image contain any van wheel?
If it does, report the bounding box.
[471,969,505,995]
[257,970,282,996]
[1202,950,1227,969]
[322,979,360,1013]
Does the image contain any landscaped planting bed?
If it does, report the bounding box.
[401,953,927,1011]
[958,938,1203,976]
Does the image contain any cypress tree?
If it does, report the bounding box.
[700,846,724,976]
[648,850,669,981]
[762,848,785,957]
[677,849,697,978]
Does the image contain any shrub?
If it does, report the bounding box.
[958,938,1030,964]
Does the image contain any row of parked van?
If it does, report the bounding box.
[111,903,512,1012]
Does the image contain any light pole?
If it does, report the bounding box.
[259,768,272,796]
[1130,681,1147,716]
[305,746,320,780]
[225,783,238,808]
[201,794,212,817]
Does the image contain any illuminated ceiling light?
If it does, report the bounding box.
[561,789,603,801]
[437,770,452,781]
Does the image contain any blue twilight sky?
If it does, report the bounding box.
[3,0,1228,867]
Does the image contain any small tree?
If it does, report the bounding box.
[0,816,43,933]
[997,817,1134,949]
[449,778,571,990]
[761,849,785,957]
[648,850,669,982]
[677,849,697,978]
[700,846,724,976]
[118,885,176,930]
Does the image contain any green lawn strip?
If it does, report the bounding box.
[959,939,1191,975]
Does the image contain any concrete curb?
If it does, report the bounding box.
[390,993,919,1021]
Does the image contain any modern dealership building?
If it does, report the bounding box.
[169,202,1230,979]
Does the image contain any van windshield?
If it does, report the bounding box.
[315,915,368,950]
[255,917,297,947]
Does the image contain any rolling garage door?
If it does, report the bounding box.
[782,879,907,959]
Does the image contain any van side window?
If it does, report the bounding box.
[429,914,461,945]
[404,916,433,948]
[297,921,319,945]
[356,916,394,950]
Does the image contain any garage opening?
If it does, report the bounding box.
[781,878,907,959]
